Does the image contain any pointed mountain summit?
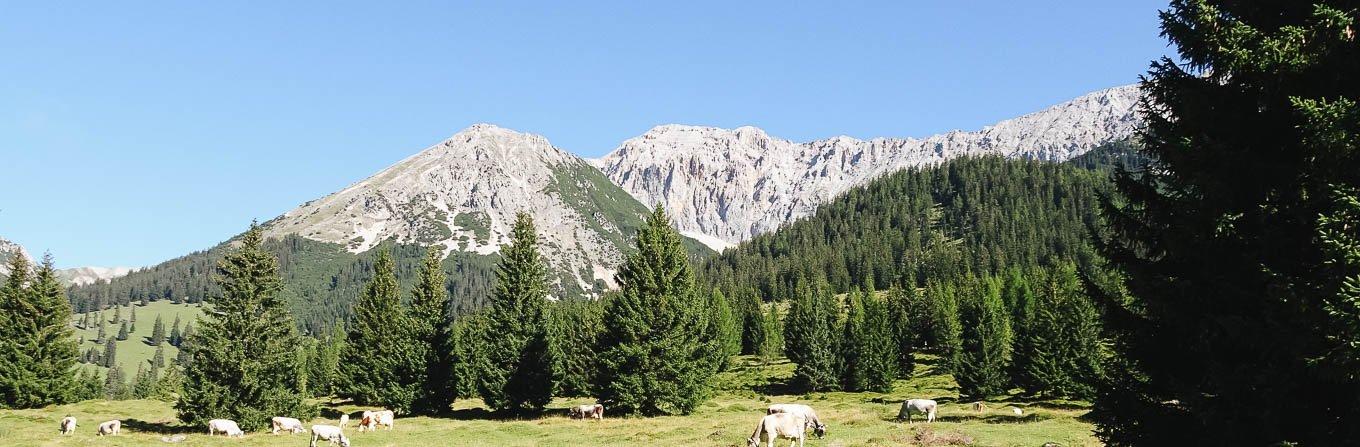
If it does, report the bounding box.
[593,85,1142,248]
[265,124,656,296]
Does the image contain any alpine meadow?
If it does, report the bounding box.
[2,1,1357,446]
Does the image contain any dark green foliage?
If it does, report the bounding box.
[0,254,79,408]
[549,299,604,398]
[859,292,897,392]
[175,323,194,365]
[305,324,344,398]
[409,248,456,415]
[151,344,166,369]
[169,316,182,346]
[735,289,766,356]
[1067,139,1150,172]
[707,289,741,371]
[783,281,840,391]
[449,314,486,400]
[1093,1,1360,444]
[73,369,103,402]
[150,315,166,345]
[104,364,129,400]
[341,249,422,414]
[838,288,868,391]
[103,337,118,368]
[758,303,784,363]
[594,207,716,416]
[131,364,158,399]
[1003,268,1038,389]
[1020,264,1103,399]
[96,318,106,343]
[885,285,916,379]
[177,223,313,430]
[116,321,129,341]
[477,213,557,413]
[924,281,962,369]
[955,278,1012,398]
[703,156,1108,306]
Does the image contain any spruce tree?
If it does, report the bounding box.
[1004,268,1038,389]
[73,369,104,401]
[96,318,107,343]
[0,254,79,408]
[594,207,716,415]
[409,247,456,415]
[758,303,784,363]
[105,364,128,400]
[169,317,182,346]
[176,223,313,430]
[708,288,741,371]
[306,324,344,398]
[1021,264,1103,399]
[860,292,898,392]
[783,282,839,391]
[116,321,129,341]
[103,337,118,368]
[1094,2,1360,444]
[150,315,166,345]
[478,213,556,413]
[131,364,158,399]
[112,305,121,324]
[151,344,166,369]
[737,290,767,356]
[925,280,962,371]
[549,299,604,397]
[175,323,194,365]
[955,278,1013,398]
[341,248,421,414]
[838,288,868,391]
[885,285,916,379]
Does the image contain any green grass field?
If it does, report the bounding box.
[72,301,204,374]
[0,355,1098,446]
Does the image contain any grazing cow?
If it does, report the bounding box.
[96,420,121,436]
[898,399,937,423]
[1012,407,1024,416]
[971,401,987,413]
[207,419,245,437]
[569,404,605,420]
[766,404,827,438]
[338,414,349,428]
[747,412,807,447]
[59,416,76,435]
[357,411,376,432]
[310,425,351,447]
[373,410,395,430]
[271,416,306,434]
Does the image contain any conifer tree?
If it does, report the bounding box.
[132,364,158,399]
[112,305,121,324]
[925,281,962,371]
[1003,268,1038,389]
[105,364,128,400]
[341,248,421,414]
[758,303,784,363]
[708,288,741,371]
[96,318,107,343]
[151,344,166,369]
[548,299,604,397]
[306,324,344,398]
[175,323,194,365]
[0,254,79,408]
[103,337,118,368]
[594,207,716,416]
[860,292,897,392]
[783,281,840,391]
[177,223,313,430]
[116,321,129,341]
[955,278,1013,398]
[151,314,166,345]
[130,306,137,323]
[1021,264,1102,399]
[838,288,868,391]
[409,247,456,415]
[885,285,916,379]
[478,213,556,413]
[73,369,103,401]
[1094,2,1360,444]
[169,317,182,346]
[737,290,767,356]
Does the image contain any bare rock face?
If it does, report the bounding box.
[264,124,642,296]
[593,85,1141,250]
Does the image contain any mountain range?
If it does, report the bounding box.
[56,84,1140,311]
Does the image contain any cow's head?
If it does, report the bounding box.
[746,437,760,447]
[812,421,827,438]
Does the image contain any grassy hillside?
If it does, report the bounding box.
[0,355,1096,446]
[72,301,203,375]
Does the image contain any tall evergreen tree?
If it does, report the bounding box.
[477,213,556,413]
[758,302,784,363]
[116,321,129,341]
[103,337,118,368]
[1094,1,1360,444]
[838,288,868,391]
[131,364,158,399]
[176,223,313,430]
[409,247,456,415]
[1003,268,1039,389]
[955,278,1013,398]
[150,315,166,345]
[885,285,916,379]
[105,364,128,400]
[925,280,962,371]
[306,324,344,398]
[549,299,604,397]
[96,318,107,343]
[594,207,716,416]
[175,322,194,365]
[783,281,840,391]
[708,289,741,371]
[736,290,767,356]
[151,344,166,369]
[0,254,79,408]
[112,305,121,324]
[1021,264,1103,399]
[860,292,898,392]
[341,248,421,414]
[169,316,182,347]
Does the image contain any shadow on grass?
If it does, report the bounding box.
[120,418,197,435]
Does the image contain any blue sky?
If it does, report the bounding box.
[0,1,1171,268]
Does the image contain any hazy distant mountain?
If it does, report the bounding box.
[593,85,1141,250]
[0,237,133,285]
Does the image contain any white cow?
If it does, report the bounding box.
[59,416,76,435]
[357,411,376,432]
[96,420,121,436]
[310,424,351,447]
[338,414,349,428]
[898,399,938,423]
[748,412,808,447]
[766,404,827,438]
[362,409,394,430]
[271,416,306,434]
[207,418,245,437]
[569,404,605,420]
